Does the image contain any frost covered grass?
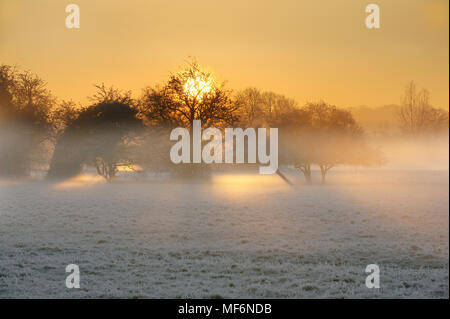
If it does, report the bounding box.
[0,170,448,298]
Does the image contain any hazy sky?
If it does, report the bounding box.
[1,0,448,108]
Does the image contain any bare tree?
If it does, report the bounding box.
[138,59,239,176]
[295,163,313,184]
[399,81,430,135]
[141,59,238,130]
[235,87,263,127]
[399,81,449,135]
[261,91,297,125]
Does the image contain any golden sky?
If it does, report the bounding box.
[1,0,448,108]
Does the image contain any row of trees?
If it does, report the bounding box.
[0,60,447,183]
[275,102,382,184]
[232,88,382,183]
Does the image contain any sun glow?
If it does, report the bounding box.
[211,173,292,199]
[184,76,212,100]
[54,174,106,189]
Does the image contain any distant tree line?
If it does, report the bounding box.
[1,60,447,183]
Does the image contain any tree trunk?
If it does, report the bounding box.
[297,163,312,185]
[276,170,294,186]
[320,167,326,184]
[304,172,312,185]
[95,158,116,181]
[107,161,116,181]
[319,164,333,185]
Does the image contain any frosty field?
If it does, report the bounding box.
[0,169,448,298]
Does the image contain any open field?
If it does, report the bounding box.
[0,170,448,298]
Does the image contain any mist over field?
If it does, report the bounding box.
[374,136,449,171]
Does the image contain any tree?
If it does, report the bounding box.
[304,102,364,183]
[277,102,383,184]
[50,100,80,138]
[141,59,238,130]
[235,87,264,127]
[261,91,297,125]
[275,108,315,183]
[47,84,144,180]
[0,65,16,121]
[0,65,55,176]
[139,59,239,176]
[427,107,449,134]
[399,81,449,135]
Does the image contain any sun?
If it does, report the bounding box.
[184,76,212,100]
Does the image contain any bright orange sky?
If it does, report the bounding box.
[1,0,448,108]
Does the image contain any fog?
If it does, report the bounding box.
[0,124,448,184]
[372,135,449,171]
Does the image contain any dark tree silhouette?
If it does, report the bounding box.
[139,59,239,176]
[0,65,16,121]
[140,59,239,129]
[50,99,80,138]
[0,65,55,176]
[48,84,144,180]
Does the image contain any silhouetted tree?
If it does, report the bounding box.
[48,84,144,180]
[141,59,238,129]
[50,100,80,137]
[0,65,16,121]
[0,65,55,176]
[139,59,239,176]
